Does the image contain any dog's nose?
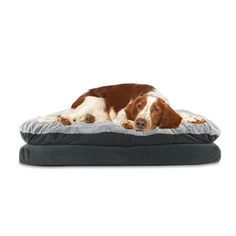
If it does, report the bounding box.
[135,118,147,130]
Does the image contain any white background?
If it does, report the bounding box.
[0,1,235,235]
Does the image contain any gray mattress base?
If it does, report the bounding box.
[19,143,221,166]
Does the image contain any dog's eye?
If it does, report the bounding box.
[153,106,160,112]
[136,103,142,109]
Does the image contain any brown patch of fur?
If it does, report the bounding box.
[150,100,162,128]
[156,99,182,128]
[71,91,93,109]
[71,84,154,114]
[125,96,147,121]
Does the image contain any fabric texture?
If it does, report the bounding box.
[21,132,218,146]
[19,110,221,166]
[19,143,221,166]
[20,110,220,136]
[20,110,220,145]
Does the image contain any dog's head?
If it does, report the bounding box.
[125,96,182,131]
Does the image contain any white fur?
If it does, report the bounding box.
[109,107,116,120]
[137,96,157,121]
[112,108,127,125]
[66,96,108,122]
[38,115,59,122]
[147,89,169,103]
[39,96,108,123]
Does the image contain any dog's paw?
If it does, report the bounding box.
[191,118,206,124]
[60,117,72,125]
[84,114,96,123]
[122,120,134,129]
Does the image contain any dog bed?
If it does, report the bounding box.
[19,110,221,166]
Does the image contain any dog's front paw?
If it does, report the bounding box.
[84,114,96,123]
[76,114,96,123]
[191,118,206,124]
[60,117,73,125]
[122,120,134,129]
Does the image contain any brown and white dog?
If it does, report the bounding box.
[40,83,205,131]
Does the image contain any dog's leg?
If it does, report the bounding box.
[73,96,108,124]
[38,115,60,123]
[60,96,105,125]
[112,108,134,129]
[40,96,108,125]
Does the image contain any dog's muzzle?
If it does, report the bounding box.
[135,118,147,131]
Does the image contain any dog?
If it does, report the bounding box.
[40,83,205,131]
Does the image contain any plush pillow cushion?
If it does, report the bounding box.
[20,143,221,166]
[20,110,220,146]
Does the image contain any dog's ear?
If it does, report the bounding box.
[125,101,135,120]
[157,99,182,128]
